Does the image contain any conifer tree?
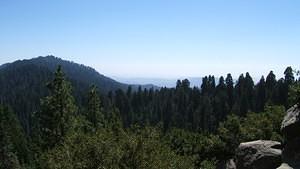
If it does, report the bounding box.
[0,105,25,169]
[283,66,295,107]
[266,71,277,103]
[245,72,254,110]
[284,66,295,85]
[214,76,229,121]
[87,85,104,129]
[225,73,234,110]
[255,76,266,112]
[39,65,77,148]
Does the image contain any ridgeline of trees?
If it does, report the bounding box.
[112,67,296,132]
[0,63,299,169]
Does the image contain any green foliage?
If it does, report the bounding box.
[165,128,224,168]
[0,105,28,169]
[218,114,242,157]
[0,56,295,135]
[0,56,135,135]
[288,82,300,106]
[38,66,77,148]
[199,159,217,169]
[0,64,294,169]
[218,105,285,159]
[86,85,104,129]
[112,67,292,132]
[40,129,122,169]
[240,106,285,142]
[40,126,193,169]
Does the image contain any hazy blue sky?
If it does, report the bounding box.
[0,0,299,79]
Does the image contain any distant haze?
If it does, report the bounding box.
[114,77,220,88]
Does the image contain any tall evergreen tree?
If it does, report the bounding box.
[87,85,104,129]
[282,66,295,107]
[39,66,77,148]
[255,76,266,112]
[214,76,229,121]
[234,74,246,115]
[201,76,209,95]
[284,66,295,85]
[115,89,130,126]
[225,73,234,110]
[266,71,277,104]
[276,78,286,105]
[201,96,215,131]
[0,105,27,169]
[244,72,254,110]
[201,76,215,96]
[208,75,216,94]
[235,74,245,97]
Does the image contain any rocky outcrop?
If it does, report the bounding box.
[227,104,300,169]
[235,140,282,169]
[225,159,236,169]
[277,104,300,169]
[277,163,294,169]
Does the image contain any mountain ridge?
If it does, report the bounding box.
[0,56,157,133]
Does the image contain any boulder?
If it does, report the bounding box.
[278,104,300,168]
[236,140,282,169]
[277,163,294,169]
[217,159,236,169]
[226,159,236,169]
[281,104,300,140]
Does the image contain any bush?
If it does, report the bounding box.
[40,126,193,169]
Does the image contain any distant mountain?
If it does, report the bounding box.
[0,56,156,133]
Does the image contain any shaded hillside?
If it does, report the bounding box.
[0,56,154,133]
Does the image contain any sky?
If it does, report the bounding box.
[0,0,300,79]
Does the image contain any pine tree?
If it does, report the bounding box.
[266,71,277,104]
[39,65,77,148]
[255,76,266,112]
[87,85,104,129]
[235,74,247,115]
[214,76,229,121]
[0,105,24,169]
[282,67,295,107]
[225,73,234,110]
[201,96,215,131]
[244,72,254,110]
[201,76,209,95]
[284,66,295,85]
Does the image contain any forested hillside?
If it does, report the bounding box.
[0,56,154,134]
[0,58,299,168]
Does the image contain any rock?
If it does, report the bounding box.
[281,104,300,140]
[277,163,294,169]
[226,159,236,169]
[281,137,300,168]
[216,159,236,169]
[279,104,300,168]
[236,140,282,169]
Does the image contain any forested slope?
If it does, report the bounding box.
[0,57,299,169]
[0,56,153,133]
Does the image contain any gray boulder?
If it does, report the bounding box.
[278,104,300,169]
[236,140,282,169]
[226,159,236,169]
[281,104,300,141]
[277,163,294,169]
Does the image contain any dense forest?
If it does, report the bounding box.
[112,68,295,131]
[0,56,155,134]
[0,57,300,168]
